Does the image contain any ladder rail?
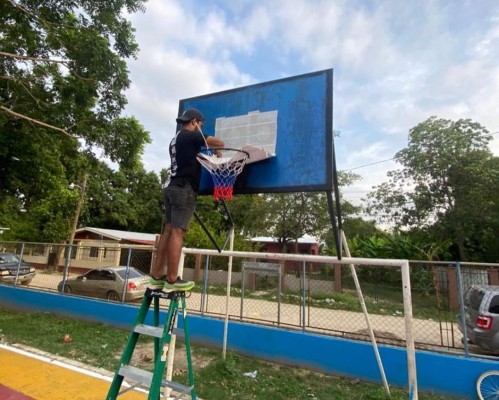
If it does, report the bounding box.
[106,289,197,400]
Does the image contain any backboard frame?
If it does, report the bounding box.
[177,69,334,196]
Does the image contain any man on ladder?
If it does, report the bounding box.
[108,109,223,400]
[149,108,224,291]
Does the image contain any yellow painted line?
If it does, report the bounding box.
[0,345,147,400]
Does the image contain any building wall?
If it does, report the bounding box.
[255,241,320,273]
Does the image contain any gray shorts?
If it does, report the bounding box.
[163,185,196,230]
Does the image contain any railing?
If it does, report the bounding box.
[1,240,498,361]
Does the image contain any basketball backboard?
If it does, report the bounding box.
[178,69,333,195]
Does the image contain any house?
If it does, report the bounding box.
[74,227,157,246]
[250,235,320,273]
[68,227,158,271]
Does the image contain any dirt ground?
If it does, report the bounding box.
[126,342,214,375]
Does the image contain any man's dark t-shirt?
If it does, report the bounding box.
[169,129,206,192]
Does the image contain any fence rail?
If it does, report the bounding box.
[1,240,498,361]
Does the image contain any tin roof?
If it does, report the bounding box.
[75,227,157,245]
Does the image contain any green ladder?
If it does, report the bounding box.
[106,288,197,400]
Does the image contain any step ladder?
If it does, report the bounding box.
[106,288,197,400]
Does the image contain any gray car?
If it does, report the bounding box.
[57,267,150,302]
[457,285,499,353]
[0,252,36,285]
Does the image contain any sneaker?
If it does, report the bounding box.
[148,275,168,289]
[164,277,195,291]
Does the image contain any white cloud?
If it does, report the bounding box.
[122,0,499,204]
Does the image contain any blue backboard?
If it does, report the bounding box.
[178,69,333,195]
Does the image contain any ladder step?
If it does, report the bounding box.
[134,324,184,339]
[118,365,193,394]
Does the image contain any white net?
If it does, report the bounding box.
[197,149,249,200]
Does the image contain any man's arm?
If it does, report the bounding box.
[206,136,224,157]
[206,136,224,148]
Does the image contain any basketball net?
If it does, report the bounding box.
[197,148,249,201]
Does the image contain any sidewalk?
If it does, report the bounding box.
[0,344,146,400]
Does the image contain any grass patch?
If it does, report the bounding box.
[0,307,448,399]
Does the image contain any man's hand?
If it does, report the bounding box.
[215,149,223,158]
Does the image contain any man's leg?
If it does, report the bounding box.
[165,226,186,283]
[157,184,195,290]
[150,223,172,279]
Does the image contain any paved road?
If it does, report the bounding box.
[27,272,463,349]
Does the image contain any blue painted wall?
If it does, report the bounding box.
[0,285,495,399]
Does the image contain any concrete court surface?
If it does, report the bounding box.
[0,344,147,400]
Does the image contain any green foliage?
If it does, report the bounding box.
[259,192,330,250]
[348,233,451,292]
[366,117,499,262]
[0,0,154,241]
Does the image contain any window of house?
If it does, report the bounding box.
[89,247,99,258]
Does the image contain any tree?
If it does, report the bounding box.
[0,0,151,242]
[1,0,148,163]
[82,162,163,234]
[259,192,330,252]
[366,117,498,261]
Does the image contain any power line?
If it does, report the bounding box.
[343,158,395,172]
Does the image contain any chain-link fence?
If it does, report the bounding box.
[0,241,154,301]
[2,240,498,358]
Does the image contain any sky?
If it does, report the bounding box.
[123,0,499,207]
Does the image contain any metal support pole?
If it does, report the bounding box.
[301,260,306,331]
[223,227,235,359]
[341,231,391,397]
[240,267,245,321]
[201,255,210,315]
[456,262,470,356]
[401,259,418,400]
[326,190,341,259]
[277,265,281,326]
[121,247,132,302]
[193,211,221,252]
[14,242,25,286]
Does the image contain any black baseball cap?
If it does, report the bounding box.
[176,108,205,123]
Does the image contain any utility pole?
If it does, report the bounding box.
[68,174,88,244]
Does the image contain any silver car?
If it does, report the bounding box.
[457,285,499,353]
[57,267,150,302]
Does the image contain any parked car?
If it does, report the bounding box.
[0,252,36,285]
[457,285,499,353]
[57,267,149,302]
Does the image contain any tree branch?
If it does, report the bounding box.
[0,105,76,139]
[1,52,95,82]
[0,51,70,65]
[1,75,49,107]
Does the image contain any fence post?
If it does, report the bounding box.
[201,255,210,315]
[120,247,132,303]
[446,265,460,311]
[301,260,306,331]
[455,262,470,356]
[14,242,25,286]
